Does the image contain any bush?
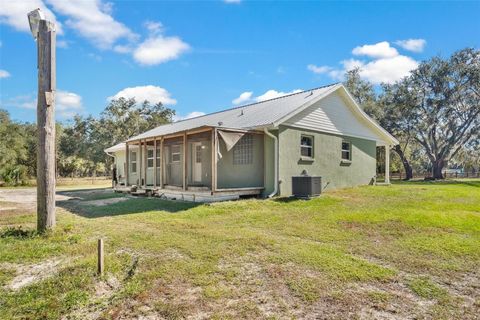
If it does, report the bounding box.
[0,165,30,186]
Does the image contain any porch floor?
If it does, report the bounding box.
[114,185,263,203]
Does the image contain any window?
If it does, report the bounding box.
[171,145,181,163]
[341,141,351,161]
[300,135,314,158]
[233,134,253,165]
[147,149,154,168]
[155,147,161,167]
[195,145,202,163]
[130,151,137,173]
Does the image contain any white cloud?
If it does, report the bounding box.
[0,69,11,78]
[0,0,63,34]
[232,89,303,105]
[133,35,189,66]
[357,56,418,84]
[57,40,69,48]
[352,41,398,59]
[395,39,426,53]
[6,90,83,118]
[255,89,303,102]
[108,85,177,105]
[56,90,83,118]
[173,111,206,122]
[310,41,419,85]
[232,91,253,105]
[307,64,332,74]
[144,20,163,34]
[224,0,242,3]
[46,0,136,49]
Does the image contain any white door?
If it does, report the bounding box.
[192,142,202,183]
[146,147,154,186]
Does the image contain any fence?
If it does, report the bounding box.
[389,171,480,180]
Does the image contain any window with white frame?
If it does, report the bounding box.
[233,134,253,165]
[171,145,181,163]
[341,141,351,161]
[300,135,314,158]
[147,148,154,168]
[130,151,137,173]
[156,147,161,167]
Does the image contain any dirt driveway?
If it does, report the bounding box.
[0,188,110,211]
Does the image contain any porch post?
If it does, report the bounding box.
[153,138,157,188]
[183,131,187,191]
[211,128,217,192]
[144,139,147,187]
[138,140,142,187]
[385,145,390,184]
[160,137,164,188]
[125,142,129,186]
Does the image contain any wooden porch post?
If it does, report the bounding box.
[153,138,157,188]
[160,137,164,189]
[138,140,142,187]
[183,132,187,191]
[385,145,390,184]
[211,128,217,193]
[144,139,147,187]
[125,142,129,186]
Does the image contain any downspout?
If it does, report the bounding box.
[264,128,278,198]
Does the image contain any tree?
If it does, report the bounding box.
[344,68,416,180]
[384,48,480,179]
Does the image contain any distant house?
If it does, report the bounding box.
[105,83,398,201]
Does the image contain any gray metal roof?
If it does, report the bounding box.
[127,83,340,142]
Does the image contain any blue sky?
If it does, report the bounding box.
[1,0,479,123]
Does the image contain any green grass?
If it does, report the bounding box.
[0,179,479,319]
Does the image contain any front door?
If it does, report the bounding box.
[192,142,202,183]
[146,147,154,186]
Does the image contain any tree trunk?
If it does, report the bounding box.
[393,145,413,180]
[432,159,445,179]
[36,20,56,233]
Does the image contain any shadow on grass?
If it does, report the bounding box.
[57,196,200,218]
[392,179,480,188]
[1,226,37,239]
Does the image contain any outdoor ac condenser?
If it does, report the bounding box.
[292,175,322,198]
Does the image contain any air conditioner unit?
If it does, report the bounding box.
[292,175,321,198]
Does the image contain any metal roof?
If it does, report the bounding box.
[127,83,340,142]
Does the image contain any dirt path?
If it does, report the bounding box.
[0,188,74,211]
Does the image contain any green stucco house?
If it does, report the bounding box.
[105,83,398,201]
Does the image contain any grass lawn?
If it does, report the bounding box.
[0,180,479,319]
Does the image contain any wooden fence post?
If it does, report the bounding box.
[36,19,56,232]
[97,238,104,276]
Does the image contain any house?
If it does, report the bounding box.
[105,83,398,201]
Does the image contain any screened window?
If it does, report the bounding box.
[233,134,253,165]
[300,135,314,158]
[155,147,161,167]
[130,151,137,173]
[341,141,351,161]
[195,145,202,163]
[147,149,154,168]
[171,145,181,163]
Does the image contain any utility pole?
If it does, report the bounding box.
[28,9,56,232]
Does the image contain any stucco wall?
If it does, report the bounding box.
[278,125,376,196]
[113,150,126,184]
[263,130,277,196]
[217,133,264,189]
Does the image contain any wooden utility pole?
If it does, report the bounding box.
[36,19,56,232]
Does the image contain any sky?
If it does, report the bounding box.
[1,0,479,123]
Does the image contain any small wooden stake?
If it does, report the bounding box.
[97,238,104,276]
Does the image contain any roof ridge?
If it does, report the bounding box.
[169,82,339,125]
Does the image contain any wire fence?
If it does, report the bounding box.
[388,171,480,180]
